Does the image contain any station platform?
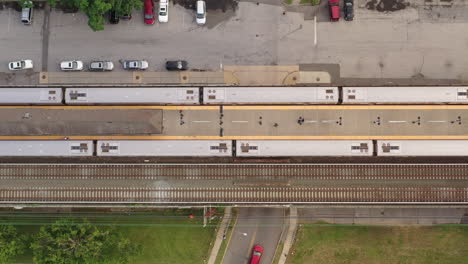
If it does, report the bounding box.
[0,105,467,139]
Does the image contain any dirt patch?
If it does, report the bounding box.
[173,0,238,12]
[365,0,409,12]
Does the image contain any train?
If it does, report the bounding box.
[0,86,467,105]
[1,140,468,157]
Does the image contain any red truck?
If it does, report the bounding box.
[328,0,340,22]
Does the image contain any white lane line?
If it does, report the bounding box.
[388,120,407,123]
[232,120,248,123]
[192,120,211,123]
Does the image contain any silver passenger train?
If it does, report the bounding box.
[1,140,467,157]
[1,86,467,105]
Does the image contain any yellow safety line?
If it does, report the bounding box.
[2,135,468,140]
[0,105,219,110]
[223,105,468,110]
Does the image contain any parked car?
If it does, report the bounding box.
[8,60,33,71]
[166,60,188,71]
[196,0,206,25]
[144,0,155,25]
[60,61,83,71]
[109,10,120,24]
[89,61,114,71]
[328,0,340,22]
[21,1,33,25]
[122,60,149,70]
[158,0,168,23]
[250,245,264,264]
[344,0,354,21]
[121,13,132,20]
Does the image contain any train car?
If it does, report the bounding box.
[65,87,200,105]
[0,88,63,104]
[235,140,373,157]
[202,87,339,104]
[342,86,468,104]
[377,140,468,156]
[96,140,232,156]
[0,140,93,156]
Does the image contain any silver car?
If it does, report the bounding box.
[89,61,114,71]
[121,60,149,70]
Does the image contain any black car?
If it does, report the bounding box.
[109,10,120,24]
[166,60,188,71]
[121,13,132,20]
[344,0,354,21]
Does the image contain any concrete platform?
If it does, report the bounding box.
[0,108,162,136]
[1,106,468,139]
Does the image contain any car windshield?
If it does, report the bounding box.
[159,11,166,16]
[196,13,204,19]
[253,251,262,256]
[145,14,154,19]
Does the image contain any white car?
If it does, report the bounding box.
[196,1,206,25]
[158,0,168,23]
[122,60,149,70]
[60,61,84,71]
[8,60,33,71]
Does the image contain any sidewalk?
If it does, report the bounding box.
[278,207,298,264]
[207,207,232,264]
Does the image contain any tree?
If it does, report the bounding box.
[19,0,34,8]
[31,219,141,264]
[0,225,26,264]
[111,0,143,17]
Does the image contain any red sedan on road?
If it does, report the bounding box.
[144,0,155,25]
[250,245,264,264]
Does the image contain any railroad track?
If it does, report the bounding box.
[0,164,468,180]
[0,164,467,204]
[1,187,466,204]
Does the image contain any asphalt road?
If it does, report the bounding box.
[223,207,285,264]
[1,1,468,83]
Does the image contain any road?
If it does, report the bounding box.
[223,207,285,264]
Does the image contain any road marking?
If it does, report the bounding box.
[314,15,317,46]
[245,226,258,259]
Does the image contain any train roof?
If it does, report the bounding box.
[377,140,468,156]
[0,88,63,104]
[343,86,468,103]
[236,140,372,157]
[0,140,93,156]
[65,87,199,104]
[203,87,338,104]
[97,140,232,156]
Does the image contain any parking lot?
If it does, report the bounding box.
[0,0,468,84]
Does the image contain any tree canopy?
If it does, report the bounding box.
[46,0,144,31]
[0,225,26,264]
[30,219,141,264]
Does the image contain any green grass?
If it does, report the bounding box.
[284,0,293,4]
[288,225,468,264]
[300,0,321,4]
[2,209,219,264]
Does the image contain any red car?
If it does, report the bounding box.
[250,245,264,264]
[144,0,155,25]
[328,0,340,22]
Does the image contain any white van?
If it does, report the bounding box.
[196,1,206,25]
[21,2,33,25]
